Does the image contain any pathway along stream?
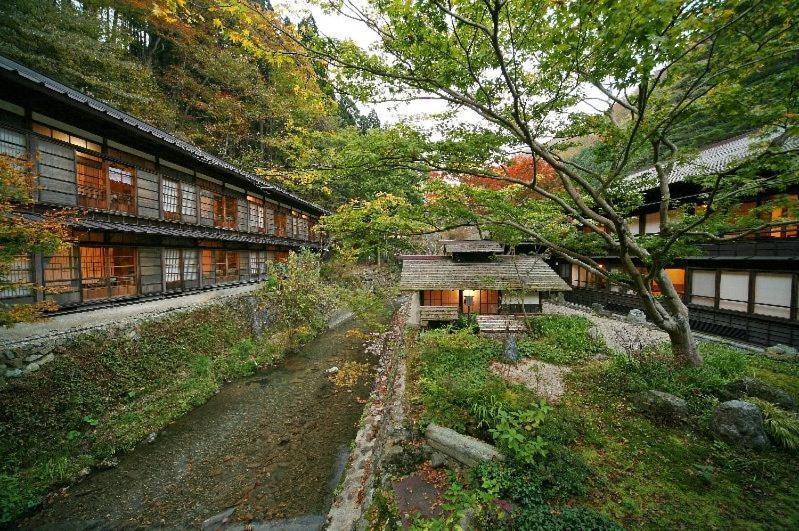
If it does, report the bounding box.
[21,317,382,530]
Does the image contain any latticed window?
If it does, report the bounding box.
[183,250,199,283]
[108,163,136,214]
[215,250,240,283]
[162,178,180,220]
[80,247,137,301]
[0,255,32,299]
[249,251,267,278]
[164,248,181,289]
[421,290,459,306]
[181,183,197,218]
[76,153,105,209]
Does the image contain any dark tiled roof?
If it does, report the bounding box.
[0,55,327,215]
[443,240,504,254]
[399,255,570,291]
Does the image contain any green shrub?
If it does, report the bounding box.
[747,398,799,450]
[519,315,607,364]
[510,504,622,531]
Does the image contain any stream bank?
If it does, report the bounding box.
[18,314,386,529]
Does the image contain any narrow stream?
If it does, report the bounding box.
[21,318,380,530]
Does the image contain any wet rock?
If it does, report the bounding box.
[720,377,797,411]
[627,309,647,324]
[25,354,43,363]
[711,400,768,450]
[326,366,340,375]
[25,362,40,373]
[632,390,688,423]
[145,432,157,443]
[4,368,22,378]
[430,452,448,469]
[426,424,504,466]
[39,353,55,367]
[591,303,605,313]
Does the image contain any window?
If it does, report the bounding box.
[249,251,268,278]
[274,250,289,262]
[421,290,459,306]
[626,216,640,236]
[690,270,716,307]
[76,153,105,210]
[181,183,197,218]
[211,193,237,229]
[719,271,749,312]
[215,250,240,283]
[200,191,214,224]
[275,212,287,237]
[764,194,798,239]
[162,179,180,220]
[33,122,101,152]
[164,248,199,291]
[108,163,136,213]
[0,255,32,299]
[248,196,266,232]
[80,247,137,301]
[477,290,499,314]
[644,212,660,234]
[43,246,80,302]
[754,273,792,319]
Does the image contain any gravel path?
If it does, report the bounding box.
[542,302,669,353]
[491,359,571,403]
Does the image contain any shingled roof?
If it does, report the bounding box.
[0,55,327,216]
[443,240,504,254]
[399,255,570,291]
[627,130,799,186]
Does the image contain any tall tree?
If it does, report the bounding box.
[291,0,798,366]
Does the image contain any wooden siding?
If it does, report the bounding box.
[138,247,163,295]
[137,169,160,219]
[0,126,26,157]
[37,139,77,206]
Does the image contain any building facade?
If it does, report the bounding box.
[0,56,326,311]
[400,240,570,327]
[552,133,799,348]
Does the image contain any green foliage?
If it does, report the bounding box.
[475,401,551,464]
[518,315,607,365]
[747,398,799,451]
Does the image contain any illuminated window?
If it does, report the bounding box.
[215,250,240,283]
[275,212,287,237]
[421,290,459,306]
[76,153,105,209]
[108,163,135,214]
[80,247,137,301]
[644,212,660,234]
[33,122,101,152]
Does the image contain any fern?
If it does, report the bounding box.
[747,398,799,450]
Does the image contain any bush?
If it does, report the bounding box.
[747,398,799,450]
[518,315,607,364]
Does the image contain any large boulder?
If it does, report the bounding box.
[632,390,688,423]
[720,377,797,411]
[763,344,798,362]
[425,424,504,466]
[711,400,769,450]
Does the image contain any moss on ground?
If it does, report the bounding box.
[401,315,799,529]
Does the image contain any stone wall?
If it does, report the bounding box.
[2,292,267,381]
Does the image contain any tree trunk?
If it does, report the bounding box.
[666,313,703,367]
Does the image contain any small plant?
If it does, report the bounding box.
[747,398,799,450]
[472,400,552,464]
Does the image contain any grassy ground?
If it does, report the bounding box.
[396,316,799,529]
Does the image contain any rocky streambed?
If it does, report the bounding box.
[20,317,384,530]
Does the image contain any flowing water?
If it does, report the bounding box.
[21,318,379,530]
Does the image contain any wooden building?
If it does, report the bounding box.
[0,55,326,311]
[550,132,799,348]
[400,240,570,327]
